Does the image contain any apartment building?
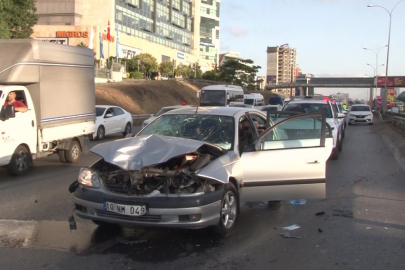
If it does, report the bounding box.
[266,44,297,93]
[31,0,220,72]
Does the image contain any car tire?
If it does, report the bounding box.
[65,140,81,164]
[58,150,67,163]
[96,125,105,140]
[212,183,239,237]
[348,122,352,126]
[123,122,132,137]
[338,137,343,152]
[369,122,373,125]
[7,145,31,176]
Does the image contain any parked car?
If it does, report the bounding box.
[331,100,346,138]
[94,105,133,140]
[348,104,373,125]
[142,105,194,128]
[70,107,333,237]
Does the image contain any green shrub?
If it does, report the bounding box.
[130,72,143,79]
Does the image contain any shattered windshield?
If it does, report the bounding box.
[138,114,235,150]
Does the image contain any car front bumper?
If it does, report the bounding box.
[73,185,222,229]
[348,116,373,124]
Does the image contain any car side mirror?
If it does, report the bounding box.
[0,105,15,121]
[105,113,113,118]
[337,113,345,118]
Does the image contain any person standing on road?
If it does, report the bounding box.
[3,91,28,112]
[343,103,347,110]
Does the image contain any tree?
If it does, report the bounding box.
[0,0,38,39]
[189,63,203,79]
[219,57,261,89]
[202,69,221,81]
[159,61,174,77]
[397,91,405,103]
[133,53,159,76]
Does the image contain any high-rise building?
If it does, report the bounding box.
[31,0,219,72]
[266,44,297,93]
[198,0,221,71]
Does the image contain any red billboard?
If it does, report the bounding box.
[376,76,405,87]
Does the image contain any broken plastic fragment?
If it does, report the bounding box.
[315,211,325,216]
[332,209,353,218]
[283,224,300,230]
[279,232,302,239]
[68,216,77,230]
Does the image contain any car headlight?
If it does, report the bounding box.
[78,168,101,188]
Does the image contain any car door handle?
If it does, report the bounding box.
[306,159,319,164]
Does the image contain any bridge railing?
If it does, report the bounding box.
[376,111,405,134]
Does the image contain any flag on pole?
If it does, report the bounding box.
[99,30,104,59]
[116,23,120,58]
[88,26,94,49]
[107,20,111,42]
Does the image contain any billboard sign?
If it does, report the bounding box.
[376,76,405,87]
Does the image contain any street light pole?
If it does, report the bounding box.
[363,45,387,104]
[366,63,385,107]
[368,0,405,114]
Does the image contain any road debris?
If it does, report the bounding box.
[365,227,372,230]
[332,209,353,218]
[68,215,77,231]
[283,224,300,230]
[279,232,302,239]
[315,211,325,216]
[318,228,323,233]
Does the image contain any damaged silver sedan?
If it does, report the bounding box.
[70,107,333,236]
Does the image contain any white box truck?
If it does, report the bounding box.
[0,39,96,176]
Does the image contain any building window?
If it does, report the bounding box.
[162,55,170,62]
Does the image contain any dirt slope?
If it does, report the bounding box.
[95,79,285,115]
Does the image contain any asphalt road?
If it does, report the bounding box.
[0,121,405,270]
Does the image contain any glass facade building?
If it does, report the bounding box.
[199,0,220,65]
[115,0,193,54]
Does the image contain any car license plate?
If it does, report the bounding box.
[104,202,147,216]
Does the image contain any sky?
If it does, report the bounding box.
[219,0,405,100]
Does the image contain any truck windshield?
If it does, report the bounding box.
[244,99,254,105]
[200,90,226,106]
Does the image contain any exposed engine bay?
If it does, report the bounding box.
[91,144,225,195]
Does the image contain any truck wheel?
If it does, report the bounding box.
[65,140,81,163]
[123,123,132,137]
[7,145,31,176]
[58,150,67,163]
[96,126,105,140]
[212,183,239,237]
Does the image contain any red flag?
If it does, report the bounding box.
[107,20,111,42]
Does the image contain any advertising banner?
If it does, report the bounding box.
[120,44,142,59]
[376,76,405,87]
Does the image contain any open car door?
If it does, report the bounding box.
[239,112,333,203]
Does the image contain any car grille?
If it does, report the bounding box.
[355,115,366,118]
[95,210,162,222]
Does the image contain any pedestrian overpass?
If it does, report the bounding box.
[265,76,405,97]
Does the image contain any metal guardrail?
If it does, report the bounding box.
[375,111,405,133]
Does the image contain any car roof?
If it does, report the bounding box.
[286,99,328,105]
[96,105,118,108]
[351,104,370,107]
[161,105,194,109]
[163,106,264,117]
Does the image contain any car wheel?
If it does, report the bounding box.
[338,137,343,152]
[97,126,105,140]
[342,127,345,139]
[348,122,352,126]
[58,150,67,163]
[123,122,132,137]
[330,146,340,160]
[65,140,81,163]
[213,183,239,237]
[369,122,373,125]
[7,145,31,176]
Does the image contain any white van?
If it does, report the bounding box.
[0,39,96,176]
[244,93,265,108]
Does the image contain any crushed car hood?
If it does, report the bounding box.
[90,134,226,170]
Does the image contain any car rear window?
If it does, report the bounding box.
[283,103,333,118]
